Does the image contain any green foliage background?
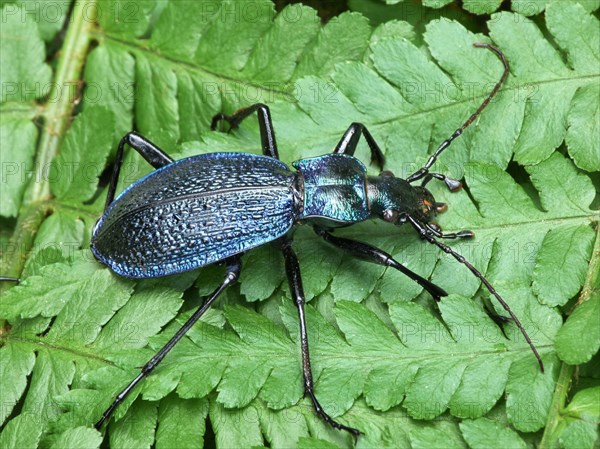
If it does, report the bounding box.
[0,1,599,448]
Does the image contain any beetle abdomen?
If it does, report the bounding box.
[92,153,296,278]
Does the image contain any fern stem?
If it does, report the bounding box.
[538,362,574,449]
[0,1,97,280]
[574,223,600,308]
[538,225,599,448]
[24,0,97,205]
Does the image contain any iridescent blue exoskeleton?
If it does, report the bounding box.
[91,44,543,437]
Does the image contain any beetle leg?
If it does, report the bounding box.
[105,132,175,210]
[211,103,280,159]
[333,123,385,170]
[95,256,241,430]
[0,277,19,282]
[425,223,474,240]
[314,227,447,301]
[280,238,361,439]
[421,172,462,192]
[404,213,545,372]
[483,303,511,338]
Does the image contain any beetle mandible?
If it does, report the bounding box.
[91,43,544,437]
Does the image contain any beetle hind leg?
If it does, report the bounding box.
[95,257,241,430]
[280,238,361,439]
[105,132,175,210]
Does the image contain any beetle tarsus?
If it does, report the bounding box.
[210,112,232,131]
[306,392,361,438]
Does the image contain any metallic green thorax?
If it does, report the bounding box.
[294,154,369,224]
[294,154,436,226]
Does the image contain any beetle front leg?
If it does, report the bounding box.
[280,238,361,439]
[95,256,241,430]
[334,123,385,170]
[426,223,474,240]
[211,103,279,159]
[314,227,447,301]
[105,132,175,210]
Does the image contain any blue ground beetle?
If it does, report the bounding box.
[23,44,546,437]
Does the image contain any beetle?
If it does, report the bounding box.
[87,43,543,437]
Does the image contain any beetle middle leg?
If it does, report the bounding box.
[105,132,175,210]
[95,256,241,430]
[280,238,361,438]
[421,172,462,192]
[211,103,280,159]
[333,122,385,170]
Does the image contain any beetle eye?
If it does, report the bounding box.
[383,209,399,222]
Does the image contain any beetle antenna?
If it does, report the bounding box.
[407,43,510,184]
[406,215,544,372]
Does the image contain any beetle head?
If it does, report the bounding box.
[414,186,450,223]
[368,172,447,225]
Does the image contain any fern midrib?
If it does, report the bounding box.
[330,213,596,240]
[99,31,599,141]
[98,35,292,100]
[102,31,600,136]
[24,1,98,205]
[0,334,115,366]
[1,331,555,368]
